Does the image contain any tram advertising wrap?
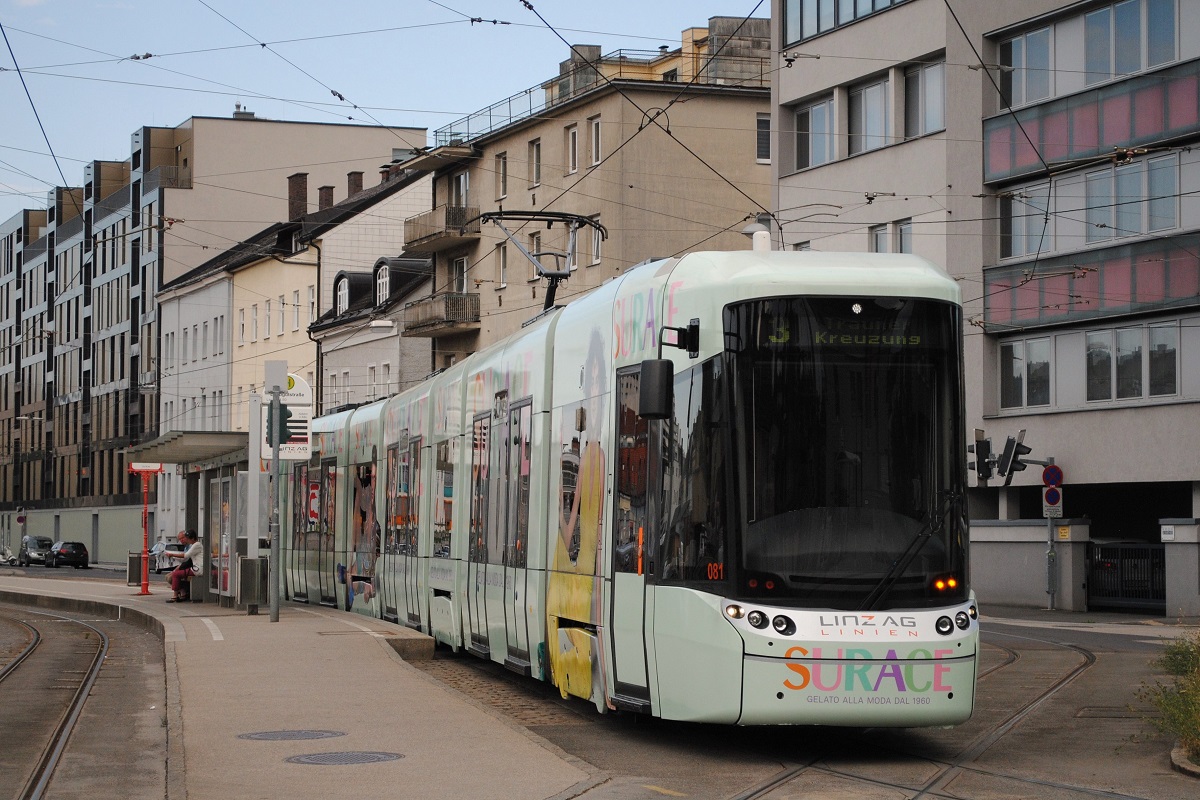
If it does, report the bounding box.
[284,250,977,726]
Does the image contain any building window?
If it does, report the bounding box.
[589,116,601,165]
[1085,0,1176,86]
[307,285,316,323]
[756,113,771,162]
[1000,28,1051,107]
[529,139,541,186]
[795,98,834,169]
[263,300,272,338]
[495,152,508,198]
[293,290,301,330]
[1087,323,1178,401]
[566,125,578,173]
[1001,182,1051,258]
[336,279,349,314]
[1084,154,1179,243]
[904,61,945,138]
[869,224,888,253]
[1000,337,1052,408]
[496,243,507,288]
[202,321,208,358]
[663,68,678,82]
[368,365,377,400]
[897,218,913,254]
[239,309,245,345]
[342,370,350,405]
[849,77,890,155]
[528,232,542,280]
[450,256,467,294]
[251,305,258,341]
[182,328,189,363]
[382,363,391,396]
[449,171,469,207]
[591,216,602,265]
[793,241,811,251]
[376,266,389,305]
[278,295,285,334]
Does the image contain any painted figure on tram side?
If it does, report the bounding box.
[547,328,610,707]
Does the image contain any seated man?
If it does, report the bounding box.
[163,529,203,602]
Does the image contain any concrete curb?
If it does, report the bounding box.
[1172,742,1200,778]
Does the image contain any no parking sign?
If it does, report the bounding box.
[1042,464,1064,518]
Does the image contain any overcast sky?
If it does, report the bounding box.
[0,0,767,223]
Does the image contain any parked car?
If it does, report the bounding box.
[154,542,186,573]
[18,535,54,566]
[46,541,90,569]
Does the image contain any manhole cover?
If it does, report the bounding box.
[238,730,347,741]
[287,752,404,765]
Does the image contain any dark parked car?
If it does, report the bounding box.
[18,535,54,566]
[46,541,90,569]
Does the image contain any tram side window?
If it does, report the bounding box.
[291,464,308,550]
[507,404,532,568]
[615,370,650,574]
[470,416,490,564]
[407,439,422,554]
[321,461,336,552]
[658,359,728,583]
[433,440,454,558]
[386,445,401,554]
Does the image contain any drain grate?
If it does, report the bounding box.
[238,730,347,741]
[286,751,404,765]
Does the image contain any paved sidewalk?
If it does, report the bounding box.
[0,572,596,800]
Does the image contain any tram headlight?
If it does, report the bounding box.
[724,604,745,620]
[968,604,978,619]
[935,616,954,636]
[772,615,796,636]
[955,611,970,630]
[747,610,769,629]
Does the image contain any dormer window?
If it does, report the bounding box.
[336,277,349,314]
[376,266,389,305]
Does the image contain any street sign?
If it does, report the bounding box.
[262,373,313,460]
[1043,486,1063,518]
[129,462,164,473]
[1042,464,1064,487]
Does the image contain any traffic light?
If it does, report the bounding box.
[997,429,1033,485]
[967,436,993,483]
[265,404,295,448]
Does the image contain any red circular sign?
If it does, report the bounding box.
[1042,464,1064,487]
[1044,487,1062,505]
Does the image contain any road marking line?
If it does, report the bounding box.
[200,618,224,641]
[643,786,687,797]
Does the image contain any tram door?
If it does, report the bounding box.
[610,369,651,703]
[465,414,491,654]
[502,400,532,668]
[380,445,401,623]
[317,460,337,606]
[402,437,423,628]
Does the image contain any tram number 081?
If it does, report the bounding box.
[706,562,725,580]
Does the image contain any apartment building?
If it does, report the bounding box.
[773,0,1200,611]
[397,17,773,369]
[0,113,423,561]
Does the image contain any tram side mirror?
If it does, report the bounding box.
[639,359,673,420]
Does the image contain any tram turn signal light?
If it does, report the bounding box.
[932,574,959,592]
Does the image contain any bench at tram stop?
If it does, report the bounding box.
[125,551,203,602]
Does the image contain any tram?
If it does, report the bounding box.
[283,249,977,726]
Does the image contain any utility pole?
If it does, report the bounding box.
[264,360,287,623]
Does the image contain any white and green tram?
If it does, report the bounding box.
[285,249,978,726]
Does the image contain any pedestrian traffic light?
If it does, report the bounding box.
[997,429,1032,485]
[967,436,993,483]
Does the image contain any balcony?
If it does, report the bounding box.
[143,166,192,194]
[402,292,481,338]
[403,206,481,253]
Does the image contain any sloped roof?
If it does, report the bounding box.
[310,256,432,333]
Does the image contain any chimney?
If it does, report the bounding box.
[318,185,334,211]
[287,172,308,221]
[379,166,391,185]
[347,171,363,197]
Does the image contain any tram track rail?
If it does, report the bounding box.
[0,604,110,800]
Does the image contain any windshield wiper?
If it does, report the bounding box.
[858,492,959,611]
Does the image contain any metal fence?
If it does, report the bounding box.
[1086,542,1166,613]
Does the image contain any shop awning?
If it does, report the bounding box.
[125,430,248,467]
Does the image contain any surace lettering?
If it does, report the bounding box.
[782,646,955,693]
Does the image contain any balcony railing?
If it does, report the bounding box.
[94,184,131,224]
[433,50,769,147]
[55,214,84,242]
[403,205,481,253]
[143,166,192,194]
[402,292,481,337]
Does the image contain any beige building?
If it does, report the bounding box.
[398,17,773,367]
[773,0,1200,612]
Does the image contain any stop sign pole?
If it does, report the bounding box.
[1041,458,1063,611]
[128,462,163,596]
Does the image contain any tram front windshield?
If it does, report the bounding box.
[725,296,966,610]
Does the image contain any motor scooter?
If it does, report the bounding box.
[0,543,16,565]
